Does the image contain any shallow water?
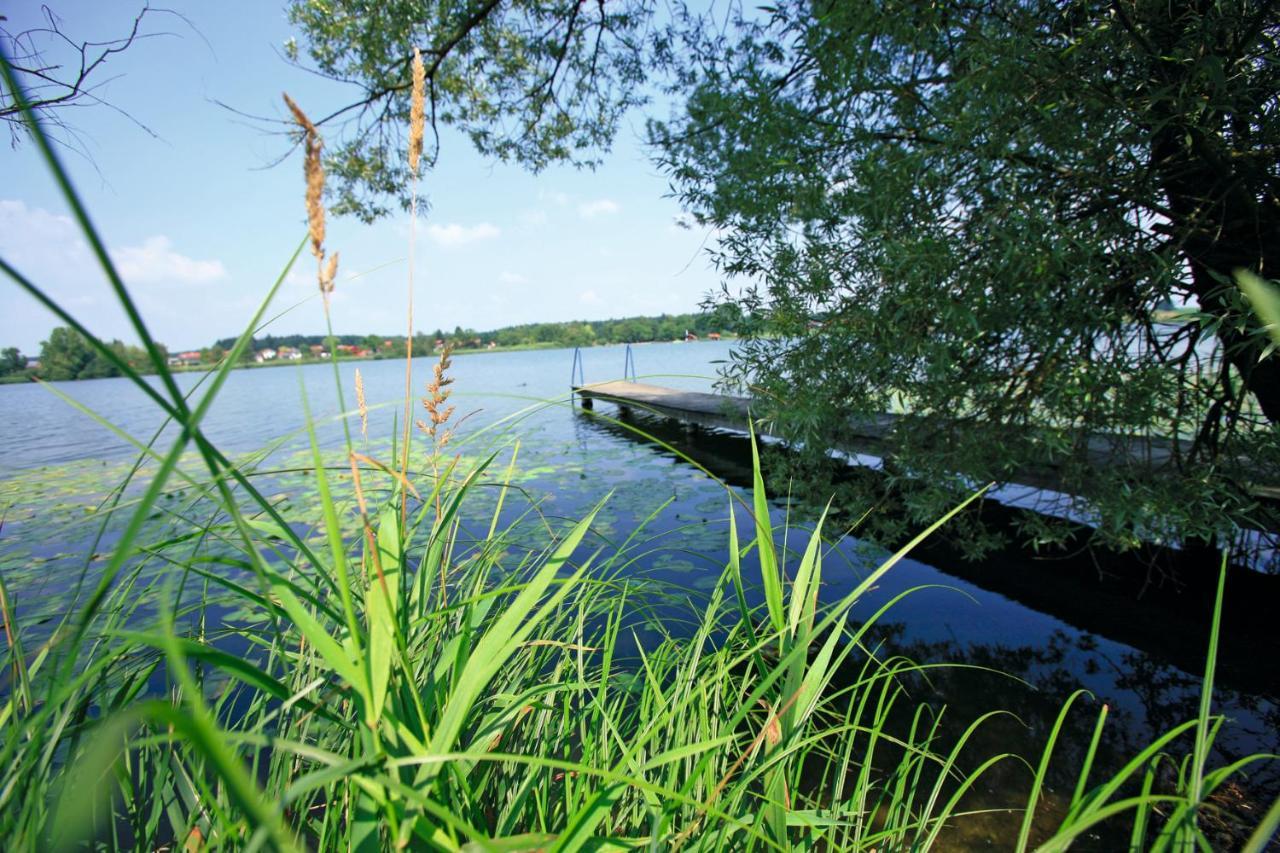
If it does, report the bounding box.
[1,340,1276,842]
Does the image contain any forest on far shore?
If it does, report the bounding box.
[1,307,741,382]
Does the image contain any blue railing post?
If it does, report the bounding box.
[570,346,585,402]
[624,343,636,383]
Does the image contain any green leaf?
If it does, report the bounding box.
[366,502,402,722]
[749,424,784,639]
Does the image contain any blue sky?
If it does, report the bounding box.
[1,1,723,353]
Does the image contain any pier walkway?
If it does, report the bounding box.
[572,379,1278,499]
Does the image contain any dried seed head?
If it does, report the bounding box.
[354,368,368,440]
[281,92,316,134]
[408,47,426,175]
[317,251,339,310]
[283,92,325,260]
[319,251,339,299]
[304,137,325,259]
[419,343,456,443]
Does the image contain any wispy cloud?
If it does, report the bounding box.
[113,236,226,284]
[578,199,619,219]
[426,222,501,247]
[499,271,527,284]
[579,288,602,305]
[518,209,548,227]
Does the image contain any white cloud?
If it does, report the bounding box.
[578,199,620,219]
[0,199,89,269]
[499,271,527,284]
[539,190,570,207]
[579,288,602,305]
[0,200,224,286]
[426,222,500,247]
[518,209,548,227]
[112,235,226,284]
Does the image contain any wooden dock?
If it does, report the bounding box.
[575,380,907,446]
[572,380,1278,499]
[573,381,750,432]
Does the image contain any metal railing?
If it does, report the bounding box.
[570,346,585,393]
[571,344,637,404]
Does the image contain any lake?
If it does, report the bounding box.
[1,340,1277,837]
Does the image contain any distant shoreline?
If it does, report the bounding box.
[0,337,736,385]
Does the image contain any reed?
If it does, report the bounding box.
[401,45,426,528]
[0,40,1276,853]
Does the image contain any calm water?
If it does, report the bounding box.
[1,341,1276,834]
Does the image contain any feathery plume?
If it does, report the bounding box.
[354,367,368,440]
[283,92,326,261]
[408,47,426,175]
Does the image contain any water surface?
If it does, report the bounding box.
[1,340,1275,839]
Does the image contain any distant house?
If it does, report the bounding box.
[309,344,327,357]
[708,332,721,341]
[684,330,699,342]
[277,346,303,360]
[255,348,278,362]
[168,351,201,367]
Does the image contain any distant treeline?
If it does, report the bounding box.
[215,308,741,355]
[0,329,159,383]
[1,309,739,382]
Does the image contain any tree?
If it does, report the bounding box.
[283,0,653,220]
[37,326,96,380]
[0,346,26,376]
[650,0,1280,558]
[1,5,175,149]
[562,322,596,348]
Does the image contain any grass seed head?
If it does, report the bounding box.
[355,367,368,440]
[319,251,339,306]
[419,343,456,444]
[408,47,426,175]
[283,92,325,260]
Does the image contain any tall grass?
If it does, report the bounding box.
[1,43,1277,851]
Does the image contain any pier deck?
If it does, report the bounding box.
[572,379,1278,499]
